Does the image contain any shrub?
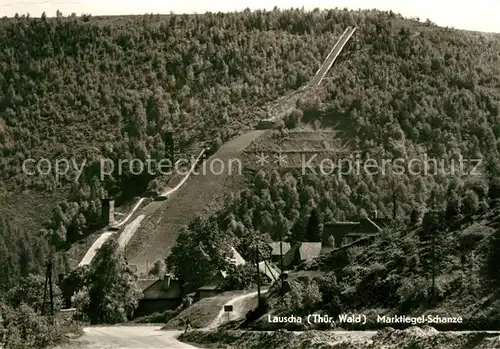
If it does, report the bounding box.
[283,278,322,315]
[133,309,178,323]
[6,274,63,313]
[221,264,260,291]
[149,260,167,278]
[462,190,480,216]
[1,304,60,349]
[397,277,429,311]
[355,263,402,307]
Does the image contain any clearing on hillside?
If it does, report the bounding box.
[242,129,355,169]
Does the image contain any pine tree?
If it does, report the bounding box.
[419,208,446,304]
[305,208,322,242]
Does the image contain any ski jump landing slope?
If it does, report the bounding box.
[78,197,146,267]
[126,130,266,274]
[78,27,355,272]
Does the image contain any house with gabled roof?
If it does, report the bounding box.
[322,217,387,248]
[228,246,246,266]
[258,260,281,283]
[135,274,183,316]
[195,270,228,300]
[282,242,323,268]
[195,245,284,299]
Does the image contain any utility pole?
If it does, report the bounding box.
[255,243,261,308]
[430,191,437,305]
[279,234,284,304]
[48,260,54,318]
[41,259,55,321]
[393,190,397,220]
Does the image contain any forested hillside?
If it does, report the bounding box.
[251,202,500,330]
[0,8,500,339]
[168,10,500,280]
[163,10,500,320]
[1,9,351,247]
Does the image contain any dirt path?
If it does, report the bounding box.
[208,289,269,329]
[77,152,202,268]
[114,198,146,228]
[78,197,146,267]
[58,326,199,349]
[78,232,114,266]
[117,215,145,249]
[59,290,268,348]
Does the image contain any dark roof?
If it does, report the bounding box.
[138,278,159,291]
[268,242,291,256]
[197,285,220,291]
[323,217,383,237]
[142,278,182,300]
[197,247,245,292]
[197,270,227,291]
[360,217,388,231]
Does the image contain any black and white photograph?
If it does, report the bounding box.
[0,1,499,348]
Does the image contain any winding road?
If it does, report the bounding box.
[59,288,500,349]
[62,325,500,349]
[65,326,197,349]
[61,290,266,349]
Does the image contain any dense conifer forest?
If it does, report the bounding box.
[0,8,500,346]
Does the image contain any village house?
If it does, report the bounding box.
[135,274,183,316]
[267,241,291,263]
[195,247,246,300]
[195,270,228,300]
[195,246,283,300]
[322,217,388,248]
[279,216,389,269]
